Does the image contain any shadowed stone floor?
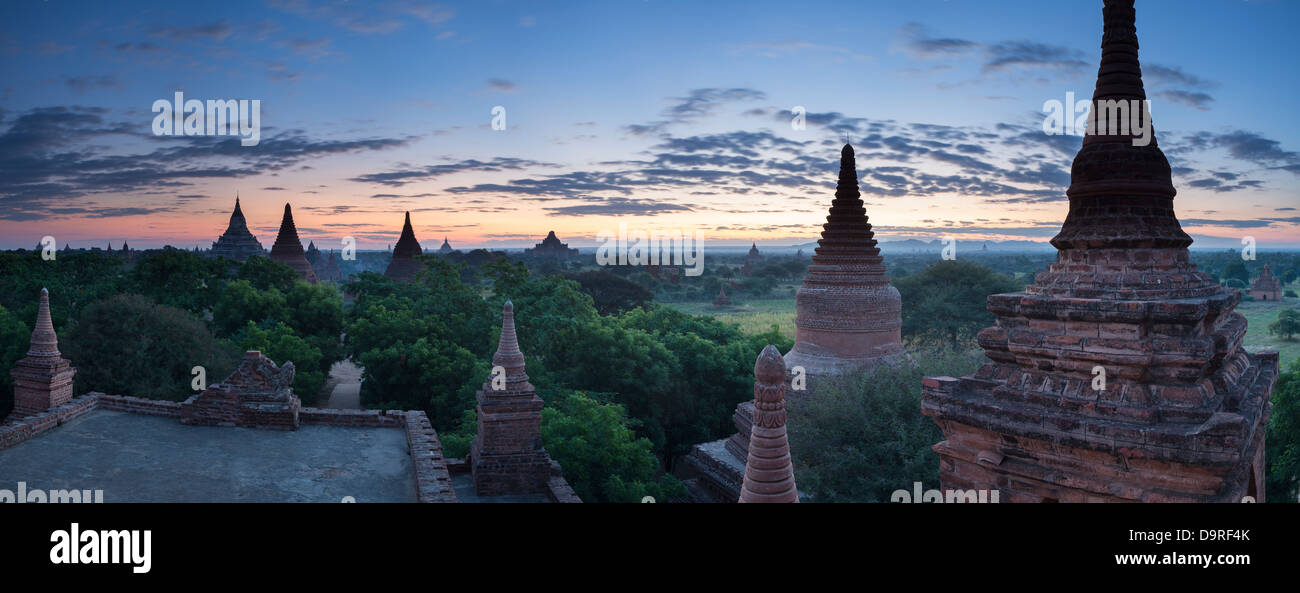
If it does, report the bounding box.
[0,410,417,502]
[450,474,550,503]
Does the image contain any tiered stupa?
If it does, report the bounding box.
[7,289,77,420]
[1247,265,1282,302]
[469,301,558,496]
[439,237,454,254]
[384,212,425,282]
[921,0,1277,503]
[678,146,905,502]
[783,143,906,384]
[210,197,265,262]
[739,346,799,503]
[268,203,318,283]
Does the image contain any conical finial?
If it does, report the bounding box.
[739,345,798,503]
[27,288,61,358]
[836,143,859,200]
[392,211,423,257]
[489,300,529,388]
[1052,0,1188,251]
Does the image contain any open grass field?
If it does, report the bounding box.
[666,290,1300,372]
[1237,296,1300,371]
[663,297,798,339]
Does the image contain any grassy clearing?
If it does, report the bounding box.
[660,297,797,338]
[1238,296,1300,369]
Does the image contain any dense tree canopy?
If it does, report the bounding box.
[894,260,1022,347]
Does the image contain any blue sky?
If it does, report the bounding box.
[1,0,1298,250]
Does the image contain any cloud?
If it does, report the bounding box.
[1159,90,1214,110]
[486,78,517,93]
[350,157,558,187]
[624,88,766,135]
[64,75,120,93]
[898,23,980,57]
[150,20,234,42]
[543,197,694,217]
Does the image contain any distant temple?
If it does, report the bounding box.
[1248,265,1283,301]
[680,144,905,501]
[268,203,318,283]
[7,289,76,420]
[921,0,1276,502]
[318,250,343,283]
[384,212,425,282]
[305,241,323,271]
[713,285,731,307]
[211,197,265,262]
[526,231,579,260]
[439,237,455,254]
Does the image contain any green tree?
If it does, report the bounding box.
[788,346,984,502]
[66,295,239,401]
[1269,309,1300,341]
[237,255,298,293]
[1266,360,1300,502]
[0,306,30,418]
[357,337,483,429]
[565,269,654,315]
[212,279,288,337]
[894,260,1022,347]
[127,249,230,314]
[1223,261,1250,286]
[1282,268,1298,287]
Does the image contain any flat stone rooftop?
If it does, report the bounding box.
[0,410,417,502]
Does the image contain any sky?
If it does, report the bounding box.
[1,0,1298,251]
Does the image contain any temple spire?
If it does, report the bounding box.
[739,345,798,503]
[27,288,60,358]
[1054,0,1188,251]
[268,203,318,282]
[490,300,529,388]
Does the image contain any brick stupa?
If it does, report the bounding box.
[784,143,906,384]
[268,203,318,283]
[739,345,799,503]
[469,301,557,496]
[921,0,1277,503]
[384,212,425,282]
[210,196,265,262]
[8,289,76,420]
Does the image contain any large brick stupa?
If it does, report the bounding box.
[921,0,1276,503]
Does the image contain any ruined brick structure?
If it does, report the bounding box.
[181,350,302,430]
[210,196,265,262]
[384,211,425,282]
[8,289,76,420]
[468,301,561,496]
[1247,265,1283,302]
[921,0,1276,503]
[784,143,907,384]
[268,203,319,283]
[739,346,799,503]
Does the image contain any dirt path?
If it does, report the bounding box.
[323,360,362,409]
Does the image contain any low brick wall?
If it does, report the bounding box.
[547,476,582,503]
[96,394,182,417]
[300,407,405,428]
[0,394,99,451]
[403,411,458,503]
